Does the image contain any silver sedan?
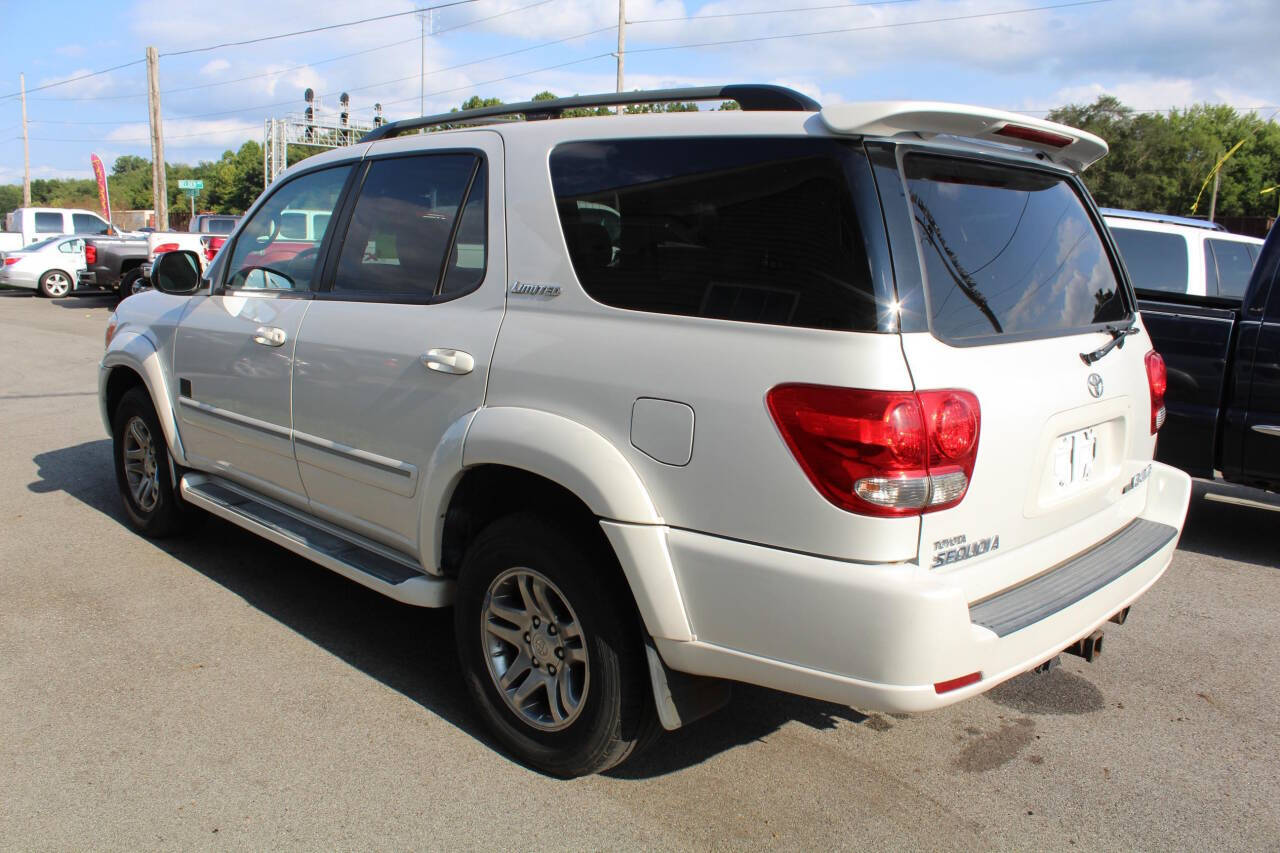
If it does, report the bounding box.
[0,235,87,297]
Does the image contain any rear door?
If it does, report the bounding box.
[290,134,505,555]
[1238,233,1280,487]
[887,150,1155,602]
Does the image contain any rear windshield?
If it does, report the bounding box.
[905,154,1127,341]
[204,217,238,234]
[550,138,879,332]
[1109,227,1189,295]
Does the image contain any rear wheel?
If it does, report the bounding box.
[121,268,148,297]
[38,269,72,298]
[455,513,657,777]
[111,387,201,538]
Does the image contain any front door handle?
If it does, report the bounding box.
[421,348,474,375]
[252,326,287,347]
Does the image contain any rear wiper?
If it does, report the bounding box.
[1080,323,1139,365]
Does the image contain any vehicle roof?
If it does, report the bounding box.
[1101,208,1227,231]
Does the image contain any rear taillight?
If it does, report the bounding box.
[1145,350,1167,434]
[202,236,226,262]
[766,385,981,517]
[85,245,97,264]
[3,257,19,266]
[993,123,1074,148]
[152,242,180,258]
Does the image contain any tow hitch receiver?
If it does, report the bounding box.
[1109,607,1130,625]
[1064,629,1104,662]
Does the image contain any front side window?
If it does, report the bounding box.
[1207,238,1256,299]
[72,213,109,235]
[34,212,61,233]
[550,138,877,332]
[223,166,351,292]
[333,154,484,298]
[906,154,1127,341]
[1109,227,1189,295]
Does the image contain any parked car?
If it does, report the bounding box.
[1104,209,1264,301]
[141,214,242,284]
[101,85,1191,777]
[0,207,115,252]
[1139,221,1280,490]
[187,214,240,234]
[0,234,87,297]
[81,235,151,298]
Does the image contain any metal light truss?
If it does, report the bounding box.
[263,112,375,186]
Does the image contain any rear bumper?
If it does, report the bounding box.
[0,269,37,288]
[655,461,1191,712]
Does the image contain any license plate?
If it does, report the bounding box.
[1053,427,1098,490]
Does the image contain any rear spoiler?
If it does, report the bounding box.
[821,101,1108,172]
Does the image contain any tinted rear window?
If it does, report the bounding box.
[204,217,238,234]
[550,138,878,332]
[1109,227,1189,294]
[34,212,62,233]
[905,154,1126,341]
[1206,238,1256,299]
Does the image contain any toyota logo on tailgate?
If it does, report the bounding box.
[1087,373,1104,398]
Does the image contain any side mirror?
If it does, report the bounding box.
[150,250,202,295]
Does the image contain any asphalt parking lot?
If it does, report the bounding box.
[1,289,1277,850]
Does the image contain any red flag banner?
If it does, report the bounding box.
[90,153,112,223]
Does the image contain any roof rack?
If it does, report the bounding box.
[360,84,820,141]
[1099,208,1226,231]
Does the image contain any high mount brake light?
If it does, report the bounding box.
[1145,351,1167,434]
[767,385,981,517]
[993,123,1074,149]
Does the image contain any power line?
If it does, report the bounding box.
[0,59,145,100]
[629,0,924,24]
[27,0,559,103]
[158,0,481,57]
[622,0,1114,57]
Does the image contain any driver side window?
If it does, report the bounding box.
[223,165,351,292]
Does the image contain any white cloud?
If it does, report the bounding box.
[200,58,231,76]
[106,119,263,149]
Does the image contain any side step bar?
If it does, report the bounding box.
[180,474,453,607]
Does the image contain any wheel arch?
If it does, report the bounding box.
[100,332,188,466]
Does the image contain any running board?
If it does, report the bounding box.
[179,473,453,607]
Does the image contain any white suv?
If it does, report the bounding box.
[1104,209,1264,300]
[100,85,1191,776]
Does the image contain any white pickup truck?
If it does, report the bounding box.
[1,207,115,251]
[101,85,1192,777]
[143,214,241,279]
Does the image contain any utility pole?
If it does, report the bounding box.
[615,0,625,115]
[420,10,425,115]
[146,46,168,231]
[1208,168,1221,224]
[20,73,30,206]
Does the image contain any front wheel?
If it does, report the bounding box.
[38,269,72,298]
[455,513,657,777]
[111,387,201,538]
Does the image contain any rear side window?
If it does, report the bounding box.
[550,138,877,332]
[72,213,108,235]
[1206,238,1256,299]
[905,154,1126,341]
[1109,227,1189,295]
[333,154,484,299]
[35,212,62,233]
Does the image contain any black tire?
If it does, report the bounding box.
[455,513,658,777]
[111,387,202,538]
[120,268,147,298]
[38,269,73,298]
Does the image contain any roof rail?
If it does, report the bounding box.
[1098,208,1227,231]
[360,84,820,141]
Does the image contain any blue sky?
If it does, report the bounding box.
[1,0,1275,184]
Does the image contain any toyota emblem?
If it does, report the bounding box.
[1087,373,1104,398]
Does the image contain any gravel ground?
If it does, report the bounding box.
[1,290,1277,851]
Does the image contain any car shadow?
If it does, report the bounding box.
[52,293,117,309]
[30,439,877,779]
[1175,478,1280,569]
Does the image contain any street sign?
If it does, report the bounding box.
[177,179,203,190]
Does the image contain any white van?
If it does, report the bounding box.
[1,207,115,251]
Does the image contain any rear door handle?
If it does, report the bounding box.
[421,348,474,375]
[252,326,287,347]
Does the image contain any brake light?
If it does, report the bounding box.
[3,257,19,266]
[1145,350,1167,434]
[993,123,1074,148]
[152,242,180,258]
[766,385,981,517]
[202,236,226,262]
[85,244,97,264]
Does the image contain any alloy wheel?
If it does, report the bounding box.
[122,415,160,513]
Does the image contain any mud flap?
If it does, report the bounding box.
[644,634,732,731]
